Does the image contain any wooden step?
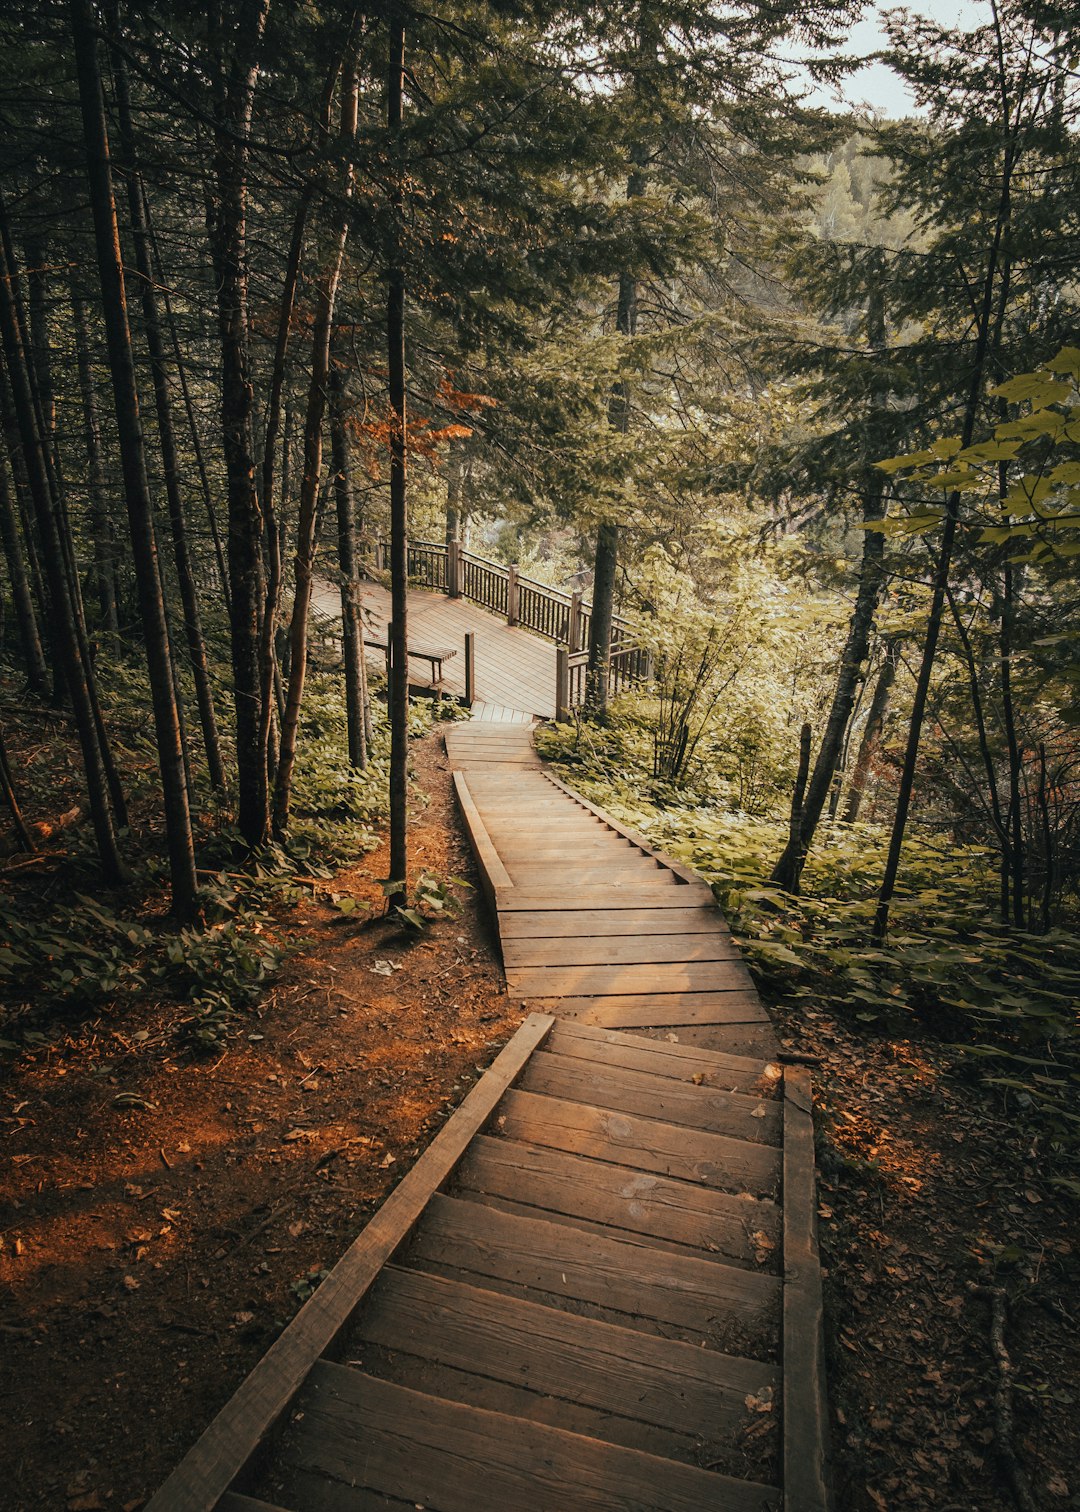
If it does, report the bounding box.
[405,1194,780,1354]
[503,933,742,967]
[271,1366,781,1512]
[455,1134,780,1269]
[505,958,754,996]
[497,885,715,911]
[518,1051,782,1144]
[493,1088,781,1198]
[500,905,723,938]
[349,1266,778,1467]
[544,1020,778,1088]
[550,990,770,1026]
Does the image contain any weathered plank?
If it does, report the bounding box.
[406,1194,780,1346]
[518,1051,782,1144]
[549,991,770,1026]
[505,959,755,997]
[353,1265,777,1440]
[281,1367,782,1512]
[503,866,679,891]
[452,770,512,912]
[493,1088,780,1197]
[496,885,715,911]
[144,1015,554,1512]
[456,1133,780,1268]
[547,1020,777,1085]
[503,933,742,967]
[500,905,724,939]
[783,1067,831,1512]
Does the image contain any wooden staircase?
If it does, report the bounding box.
[147,720,828,1512]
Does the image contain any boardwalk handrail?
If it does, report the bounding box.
[375,537,636,649]
[555,643,652,720]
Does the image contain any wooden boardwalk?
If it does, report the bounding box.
[313,576,558,718]
[149,721,828,1512]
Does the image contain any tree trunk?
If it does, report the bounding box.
[330,355,369,769]
[387,2,409,891]
[70,287,121,634]
[783,723,813,889]
[0,451,47,694]
[0,714,33,852]
[842,639,898,824]
[210,0,272,849]
[0,198,128,883]
[999,557,1025,928]
[772,276,889,891]
[109,27,225,791]
[70,0,197,916]
[273,14,361,834]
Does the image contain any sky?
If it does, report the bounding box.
[800,0,992,117]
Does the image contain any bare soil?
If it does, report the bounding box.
[0,728,523,1512]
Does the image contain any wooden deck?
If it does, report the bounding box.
[148,720,829,1512]
[313,576,557,718]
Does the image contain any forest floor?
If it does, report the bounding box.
[1,724,1077,1511]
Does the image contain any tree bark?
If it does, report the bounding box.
[0,451,47,694]
[0,714,33,852]
[330,354,369,769]
[273,13,361,834]
[387,1,409,890]
[70,287,121,634]
[0,199,128,882]
[70,0,197,916]
[210,0,272,849]
[108,23,225,791]
[842,639,898,824]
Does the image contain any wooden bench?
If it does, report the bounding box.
[364,636,457,690]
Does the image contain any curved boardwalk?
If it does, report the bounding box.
[148,721,828,1512]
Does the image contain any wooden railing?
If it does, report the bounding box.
[371,537,651,710]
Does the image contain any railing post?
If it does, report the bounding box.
[447,538,461,599]
[556,646,569,723]
[569,589,583,653]
[464,631,475,707]
[506,562,519,627]
[374,540,385,574]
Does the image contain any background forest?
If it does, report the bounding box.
[1,0,1080,1507]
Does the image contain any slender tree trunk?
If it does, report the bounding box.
[842,639,898,824]
[146,201,231,612]
[0,366,49,648]
[331,355,368,769]
[873,133,1016,942]
[999,558,1025,927]
[274,16,361,834]
[0,201,128,882]
[773,277,889,891]
[71,287,121,634]
[210,0,272,848]
[109,28,225,791]
[784,722,813,882]
[71,0,197,916]
[387,2,409,890]
[0,454,47,693]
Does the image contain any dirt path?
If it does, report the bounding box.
[0,729,524,1512]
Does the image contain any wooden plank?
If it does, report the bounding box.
[143,1014,555,1512]
[218,1498,292,1512]
[519,1052,782,1144]
[542,772,706,889]
[505,959,754,997]
[354,1265,777,1440]
[500,906,723,939]
[550,991,769,1026]
[456,1134,780,1268]
[783,1067,831,1512]
[637,1024,783,1059]
[504,867,679,891]
[503,934,741,967]
[282,1366,781,1512]
[493,1089,780,1197]
[407,1194,780,1344]
[547,1020,776,1084]
[452,770,513,912]
[494,842,645,862]
[497,885,714,911]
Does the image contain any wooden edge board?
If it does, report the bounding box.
[540,771,707,889]
[452,770,514,915]
[783,1066,831,1512]
[144,1013,555,1512]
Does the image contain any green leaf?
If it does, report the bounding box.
[992,374,1070,405]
